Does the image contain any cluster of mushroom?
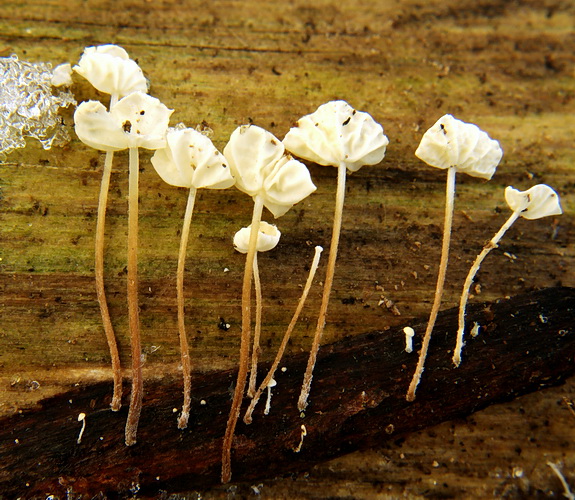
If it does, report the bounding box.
[406,114,563,401]
[71,44,563,485]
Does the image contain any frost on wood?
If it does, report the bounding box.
[0,55,76,160]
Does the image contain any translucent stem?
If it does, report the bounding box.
[406,166,456,402]
[453,210,521,367]
[298,163,346,412]
[177,187,198,430]
[125,146,143,446]
[94,93,122,411]
[244,245,323,424]
[95,149,122,411]
[247,254,262,398]
[221,196,264,484]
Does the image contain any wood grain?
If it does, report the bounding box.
[1,287,573,497]
[0,0,574,497]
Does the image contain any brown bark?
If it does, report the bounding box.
[1,287,573,498]
[0,1,574,498]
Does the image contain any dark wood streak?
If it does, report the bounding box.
[1,287,573,498]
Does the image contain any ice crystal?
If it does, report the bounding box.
[0,55,76,161]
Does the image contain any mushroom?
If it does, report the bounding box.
[75,91,173,445]
[406,114,502,402]
[74,44,148,411]
[453,184,562,366]
[283,100,389,412]
[74,45,148,99]
[151,126,235,429]
[243,245,323,425]
[264,377,277,416]
[233,222,282,399]
[221,124,316,483]
[403,327,415,353]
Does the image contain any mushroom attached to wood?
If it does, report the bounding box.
[406,113,503,401]
[75,91,172,445]
[453,184,562,366]
[221,124,316,483]
[73,44,148,411]
[151,126,235,429]
[233,221,281,399]
[283,100,389,412]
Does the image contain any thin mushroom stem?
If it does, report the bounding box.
[222,195,264,484]
[125,146,143,446]
[94,93,122,411]
[453,209,521,367]
[244,245,323,424]
[407,165,456,402]
[176,187,198,429]
[248,254,262,398]
[298,163,347,412]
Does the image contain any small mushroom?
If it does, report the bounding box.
[403,327,415,353]
[233,222,281,398]
[406,114,502,402]
[74,44,147,412]
[75,91,172,445]
[453,184,562,366]
[151,126,234,430]
[221,125,316,484]
[74,44,148,99]
[264,378,277,416]
[233,222,281,254]
[283,100,389,412]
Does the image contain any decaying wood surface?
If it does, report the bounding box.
[0,0,574,498]
[0,287,573,498]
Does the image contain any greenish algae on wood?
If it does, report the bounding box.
[0,0,574,498]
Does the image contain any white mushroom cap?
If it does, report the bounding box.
[233,222,281,253]
[415,114,502,180]
[151,127,235,190]
[74,91,172,151]
[74,44,148,98]
[224,125,316,218]
[267,378,277,388]
[403,326,415,338]
[283,100,389,172]
[504,184,562,220]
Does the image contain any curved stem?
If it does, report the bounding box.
[95,149,122,411]
[221,196,264,484]
[406,166,456,402]
[244,245,323,424]
[125,146,143,446]
[95,92,122,411]
[298,163,347,412]
[453,210,521,367]
[247,254,262,398]
[177,187,198,430]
